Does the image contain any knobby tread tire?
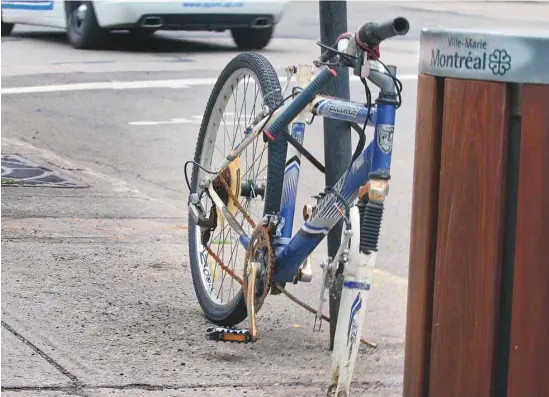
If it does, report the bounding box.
[188,52,287,326]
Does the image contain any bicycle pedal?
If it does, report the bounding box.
[205,326,254,343]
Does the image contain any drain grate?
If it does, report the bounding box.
[1,154,88,188]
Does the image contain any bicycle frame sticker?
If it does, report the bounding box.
[376,124,394,154]
[347,293,362,357]
[313,97,377,126]
[370,103,396,176]
[291,122,305,144]
[351,153,365,174]
[278,122,306,247]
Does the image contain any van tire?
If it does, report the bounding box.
[2,21,14,37]
[66,1,107,49]
[231,26,274,50]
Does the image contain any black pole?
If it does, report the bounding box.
[318,0,352,351]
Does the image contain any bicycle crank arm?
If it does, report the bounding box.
[245,261,260,341]
[205,261,260,344]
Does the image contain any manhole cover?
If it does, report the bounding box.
[1,154,88,188]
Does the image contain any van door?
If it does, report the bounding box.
[1,0,66,29]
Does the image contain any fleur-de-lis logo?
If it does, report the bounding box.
[488,49,512,76]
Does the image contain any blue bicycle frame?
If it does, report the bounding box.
[198,64,398,284]
[271,79,396,282]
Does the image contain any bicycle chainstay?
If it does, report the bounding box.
[203,171,276,344]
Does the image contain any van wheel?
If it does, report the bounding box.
[2,21,14,37]
[231,26,274,50]
[66,1,107,49]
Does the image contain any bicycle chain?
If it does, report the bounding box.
[203,170,275,308]
[205,245,244,285]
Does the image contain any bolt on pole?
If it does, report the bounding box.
[318,0,352,351]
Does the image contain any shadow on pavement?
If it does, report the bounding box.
[8,30,250,54]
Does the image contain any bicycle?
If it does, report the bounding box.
[186,17,410,396]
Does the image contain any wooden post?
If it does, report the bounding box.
[403,28,549,397]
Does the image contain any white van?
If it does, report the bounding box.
[1,1,289,50]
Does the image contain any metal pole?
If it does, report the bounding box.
[318,0,351,351]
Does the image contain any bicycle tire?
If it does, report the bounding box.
[188,52,287,326]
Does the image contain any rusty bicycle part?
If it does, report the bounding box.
[203,169,376,348]
[203,169,275,343]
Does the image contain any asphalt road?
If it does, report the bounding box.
[2,1,549,396]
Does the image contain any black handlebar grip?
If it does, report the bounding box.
[264,67,336,139]
[357,17,409,47]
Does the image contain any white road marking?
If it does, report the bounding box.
[129,118,194,126]
[129,119,239,126]
[129,113,257,126]
[2,74,418,95]
[2,80,192,94]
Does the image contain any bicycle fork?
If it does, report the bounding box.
[329,179,388,397]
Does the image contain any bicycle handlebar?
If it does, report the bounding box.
[268,18,410,139]
[317,17,410,65]
[356,17,410,47]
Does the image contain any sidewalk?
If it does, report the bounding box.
[1,138,406,396]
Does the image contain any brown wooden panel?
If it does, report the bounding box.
[428,79,509,397]
[403,74,444,397]
[507,84,549,397]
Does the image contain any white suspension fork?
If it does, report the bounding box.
[329,204,377,397]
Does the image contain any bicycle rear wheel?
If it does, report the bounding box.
[188,53,287,326]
